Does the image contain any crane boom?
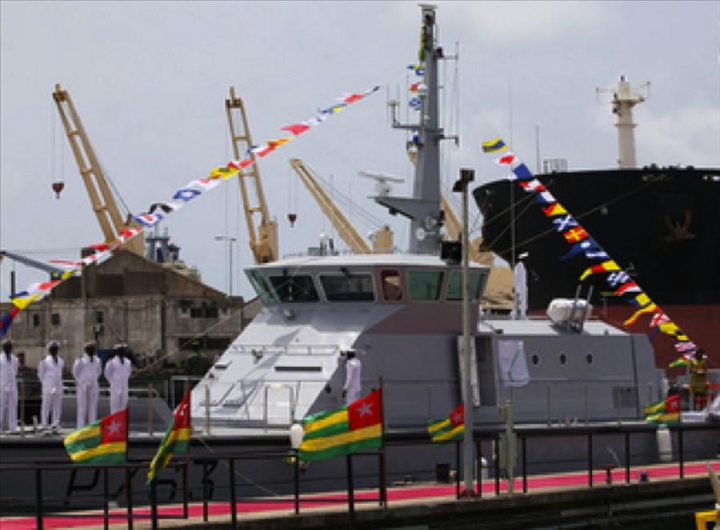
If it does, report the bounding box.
[0,250,65,280]
[225,87,278,264]
[289,159,373,255]
[52,84,144,255]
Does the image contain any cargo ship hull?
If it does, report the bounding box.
[473,167,720,369]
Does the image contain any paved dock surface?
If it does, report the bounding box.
[1,461,718,529]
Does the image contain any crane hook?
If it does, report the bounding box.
[52,181,65,199]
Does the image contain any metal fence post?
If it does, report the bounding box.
[103,467,109,530]
[229,458,237,527]
[346,454,355,521]
[35,467,43,530]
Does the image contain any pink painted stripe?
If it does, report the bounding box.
[1,462,717,529]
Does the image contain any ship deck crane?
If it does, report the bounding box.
[52,84,144,255]
[225,87,278,264]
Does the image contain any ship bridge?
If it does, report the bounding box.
[191,254,489,429]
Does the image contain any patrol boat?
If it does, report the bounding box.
[187,4,681,483]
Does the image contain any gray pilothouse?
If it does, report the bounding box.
[191,250,660,431]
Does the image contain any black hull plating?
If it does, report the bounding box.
[473,166,720,366]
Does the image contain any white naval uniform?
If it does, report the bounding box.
[104,356,132,414]
[38,354,65,429]
[343,357,362,405]
[72,354,102,428]
[0,352,19,432]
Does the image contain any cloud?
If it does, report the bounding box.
[640,105,720,167]
[442,1,611,46]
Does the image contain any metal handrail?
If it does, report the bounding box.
[1,423,718,527]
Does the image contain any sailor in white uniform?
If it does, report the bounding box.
[72,341,102,428]
[342,349,362,405]
[104,343,132,414]
[0,339,19,433]
[513,252,529,320]
[38,340,65,433]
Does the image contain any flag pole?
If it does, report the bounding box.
[379,377,387,509]
[454,168,476,498]
[183,383,191,519]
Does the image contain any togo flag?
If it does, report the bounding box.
[427,403,465,444]
[146,388,192,484]
[298,389,383,461]
[64,409,128,465]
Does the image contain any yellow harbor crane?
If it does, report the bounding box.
[52,84,144,256]
[289,159,394,254]
[225,86,279,264]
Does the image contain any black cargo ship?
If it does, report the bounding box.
[473,166,720,369]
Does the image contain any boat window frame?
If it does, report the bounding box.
[406,269,445,302]
[247,270,279,305]
[318,271,376,303]
[267,273,320,303]
[379,268,404,302]
[445,270,485,302]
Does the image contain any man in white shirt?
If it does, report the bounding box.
[104,343,132,414]
[72,341,102,428]
[38,340,64,433]
[0,339,19,433]
[342,349,362,405]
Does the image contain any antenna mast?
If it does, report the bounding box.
[597,76,650,169]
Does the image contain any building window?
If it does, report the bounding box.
[51,313,61,326]
[95,311,104,324]
[32,313,40,327]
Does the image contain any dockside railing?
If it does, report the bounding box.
[1,421,719,528]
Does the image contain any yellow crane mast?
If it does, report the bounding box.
[225,87,278,264]
[290,158,372,254]
[52,84,144,255]
[289,159,394,254]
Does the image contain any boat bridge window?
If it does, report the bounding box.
[407,270,444,301]
[248,271,279,305]
[320,273,375,302]
[268,274,319,303]
[446,271,485,301]
[380,269,403,302]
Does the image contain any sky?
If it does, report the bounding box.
[1,0,719,303]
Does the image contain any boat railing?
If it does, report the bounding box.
[2,423,719,525]
[12,378,167,435]
[379,378,720,426]
[226,343,340,356]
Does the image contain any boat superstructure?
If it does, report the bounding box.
[190,4,664,433]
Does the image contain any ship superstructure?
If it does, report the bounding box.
[190,5,664,432]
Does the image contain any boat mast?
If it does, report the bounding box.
[598,76,650,169]
[378,4,444,255]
